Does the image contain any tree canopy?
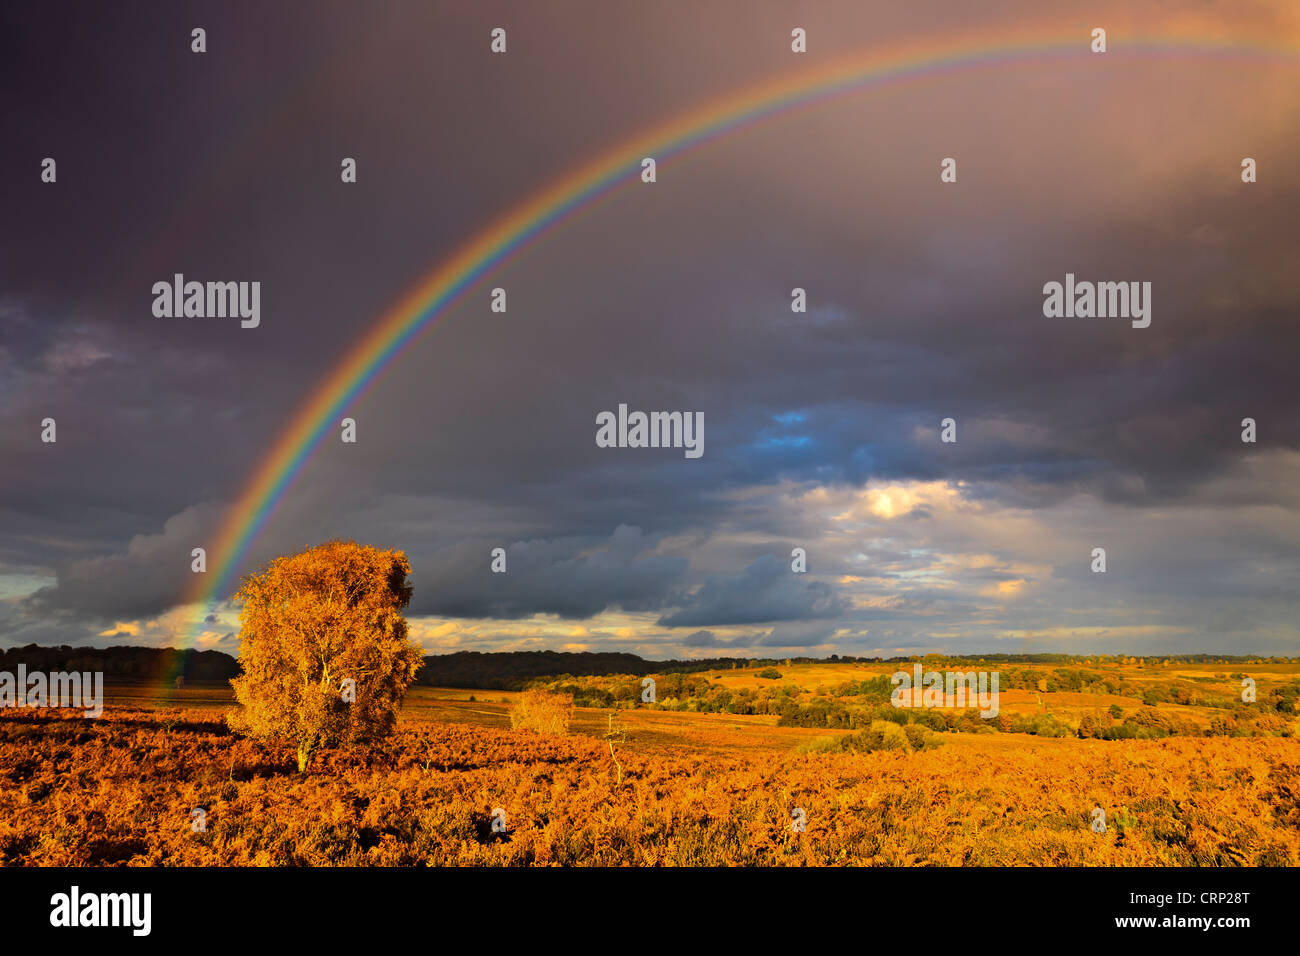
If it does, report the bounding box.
[228,540,424,771]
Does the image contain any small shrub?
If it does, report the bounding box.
[903,723,941,750]
[508,689,574,736]
[840,720,911,754]
[1207,716,1233,737]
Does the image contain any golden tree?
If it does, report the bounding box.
[228,540,424,771]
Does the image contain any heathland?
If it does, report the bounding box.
[1,654,1296,866]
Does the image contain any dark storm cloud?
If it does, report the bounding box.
[20,503,222,620]
[657,555,847,627]
[407,525,687,620]
[756,622,842,648]
[0,600,88,646]
[682,629,721,647]
[2,0,1299,652]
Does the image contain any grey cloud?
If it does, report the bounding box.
[2,1,1298,655]
[658,555,848,627]
[409,525,687,620]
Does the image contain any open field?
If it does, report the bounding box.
[2,659,1297,866]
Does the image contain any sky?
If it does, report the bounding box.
[2,0,1299,660]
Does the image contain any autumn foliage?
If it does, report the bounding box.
[1,705,1297,866]
[3,656,1298,866]
[228,541,424,771]
[508,688,574,735]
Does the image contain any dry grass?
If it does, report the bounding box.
[1,703,1297,866]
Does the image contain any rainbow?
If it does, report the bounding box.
[177,21,1300,663]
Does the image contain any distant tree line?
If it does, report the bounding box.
[413,651,746,689]
[0,644,239,682]
[3,645,1294,693]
